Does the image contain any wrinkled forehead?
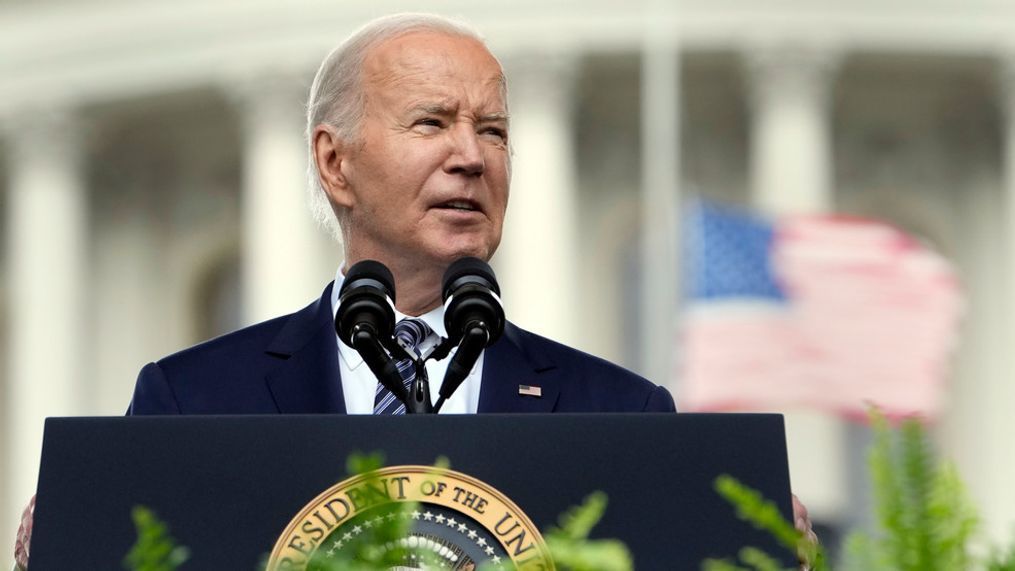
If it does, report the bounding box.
[362,31,508,108]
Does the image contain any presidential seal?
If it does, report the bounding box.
[267,466,554,570]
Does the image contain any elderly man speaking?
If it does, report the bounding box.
[15,12,817,569]
[126,14,675,417]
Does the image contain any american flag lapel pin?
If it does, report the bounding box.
[518,385,542,397]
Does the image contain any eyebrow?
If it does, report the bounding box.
[478,112,510,123]
[409,102,454,115]
[406,103,510,123]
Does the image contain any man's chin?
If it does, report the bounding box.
[428,243,495,266]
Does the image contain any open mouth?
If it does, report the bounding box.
[434,199,482,213]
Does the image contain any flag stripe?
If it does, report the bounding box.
[678,201,962,419]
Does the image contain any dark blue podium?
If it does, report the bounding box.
[29,413,795,570]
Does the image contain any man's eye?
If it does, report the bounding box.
[481,127,507,142]
[415,118,443,129]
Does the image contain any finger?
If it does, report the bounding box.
[14,495,35,570]
[792,494,813,534]
[792,493,808,518]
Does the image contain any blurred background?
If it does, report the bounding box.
[2,0,1015,564]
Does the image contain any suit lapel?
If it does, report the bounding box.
[259,289,557,414]
[264,283,347,414]
[478,322,559,413]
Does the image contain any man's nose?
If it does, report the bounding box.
[444,123,485,176]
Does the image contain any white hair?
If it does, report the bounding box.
[305,13,489,240]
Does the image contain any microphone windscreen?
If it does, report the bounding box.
[342,260,396,301]
[442,257,500,299]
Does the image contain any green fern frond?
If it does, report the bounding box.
[927,461,978,568]
[702,546,796,571]
[713,475,801,554]
[551,491,608,541]
[711,475,827,571]
[869,409,910,569]
[543,492,634,571]
[345,450,385,475]
[841,530,886,571]
[711,407,1015,571]
[701,558,750,571]
[738,546,794,571]
[865,409,980,571]
[985,534,1015,571]
[544,536,633,571]
[123,506,189,571]
[899,418,936,570]
[308,452,421,570]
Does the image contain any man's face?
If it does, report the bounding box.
[335,31,510,268]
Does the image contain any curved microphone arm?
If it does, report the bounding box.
[351,327,409,405]
[433,323,489,413]
[351,327,435,414]
[406,362,434,414]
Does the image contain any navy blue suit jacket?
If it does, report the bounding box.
[128,283,675,415]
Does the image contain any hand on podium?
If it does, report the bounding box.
[793,494,819,570]
[13,495,33,571]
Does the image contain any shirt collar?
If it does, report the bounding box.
[331,265,448,370]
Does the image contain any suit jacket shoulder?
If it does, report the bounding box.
[128,285,343,415]
[478,323,676,413]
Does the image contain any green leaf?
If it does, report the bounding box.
[926,461,978,569]
[868,408,909,569]
[864,408,980,571]
[542,492,634,571]
[345,450,385,476]
[701,558,749,571]
[738,546,794,571]
[123,506,189,571]
[986,535,1015,571]
[552,491,608,541]
[712,475,826,570]
[713,475,801,554]
[841,530,885,571]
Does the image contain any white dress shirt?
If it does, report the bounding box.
[330,267,483,414]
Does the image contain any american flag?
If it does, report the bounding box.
[677,200,963,419]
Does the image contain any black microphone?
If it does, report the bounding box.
[442,257,505,345]
[335,260,396,346]
[435,257,505,412]
[334,261,411,407]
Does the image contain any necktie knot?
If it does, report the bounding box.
[394,318,433,359]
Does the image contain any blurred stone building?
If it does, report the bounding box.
[2,0,1015,562]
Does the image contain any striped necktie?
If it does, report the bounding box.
[373,318,433,415]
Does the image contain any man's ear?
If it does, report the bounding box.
[312,124,355,209]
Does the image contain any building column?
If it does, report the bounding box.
[972,57,1015,543]
[746,47,837,215]
[498,55,579,347]
[3,109,88,551]
[232,75,334,324]
[743,46,846,520]
[639,15,681,388]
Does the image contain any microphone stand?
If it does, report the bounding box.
[346,305,491,415]
[352,327,436,414]
[351,327,410,406]
[406,361,434,414]
[433,323,489,413]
